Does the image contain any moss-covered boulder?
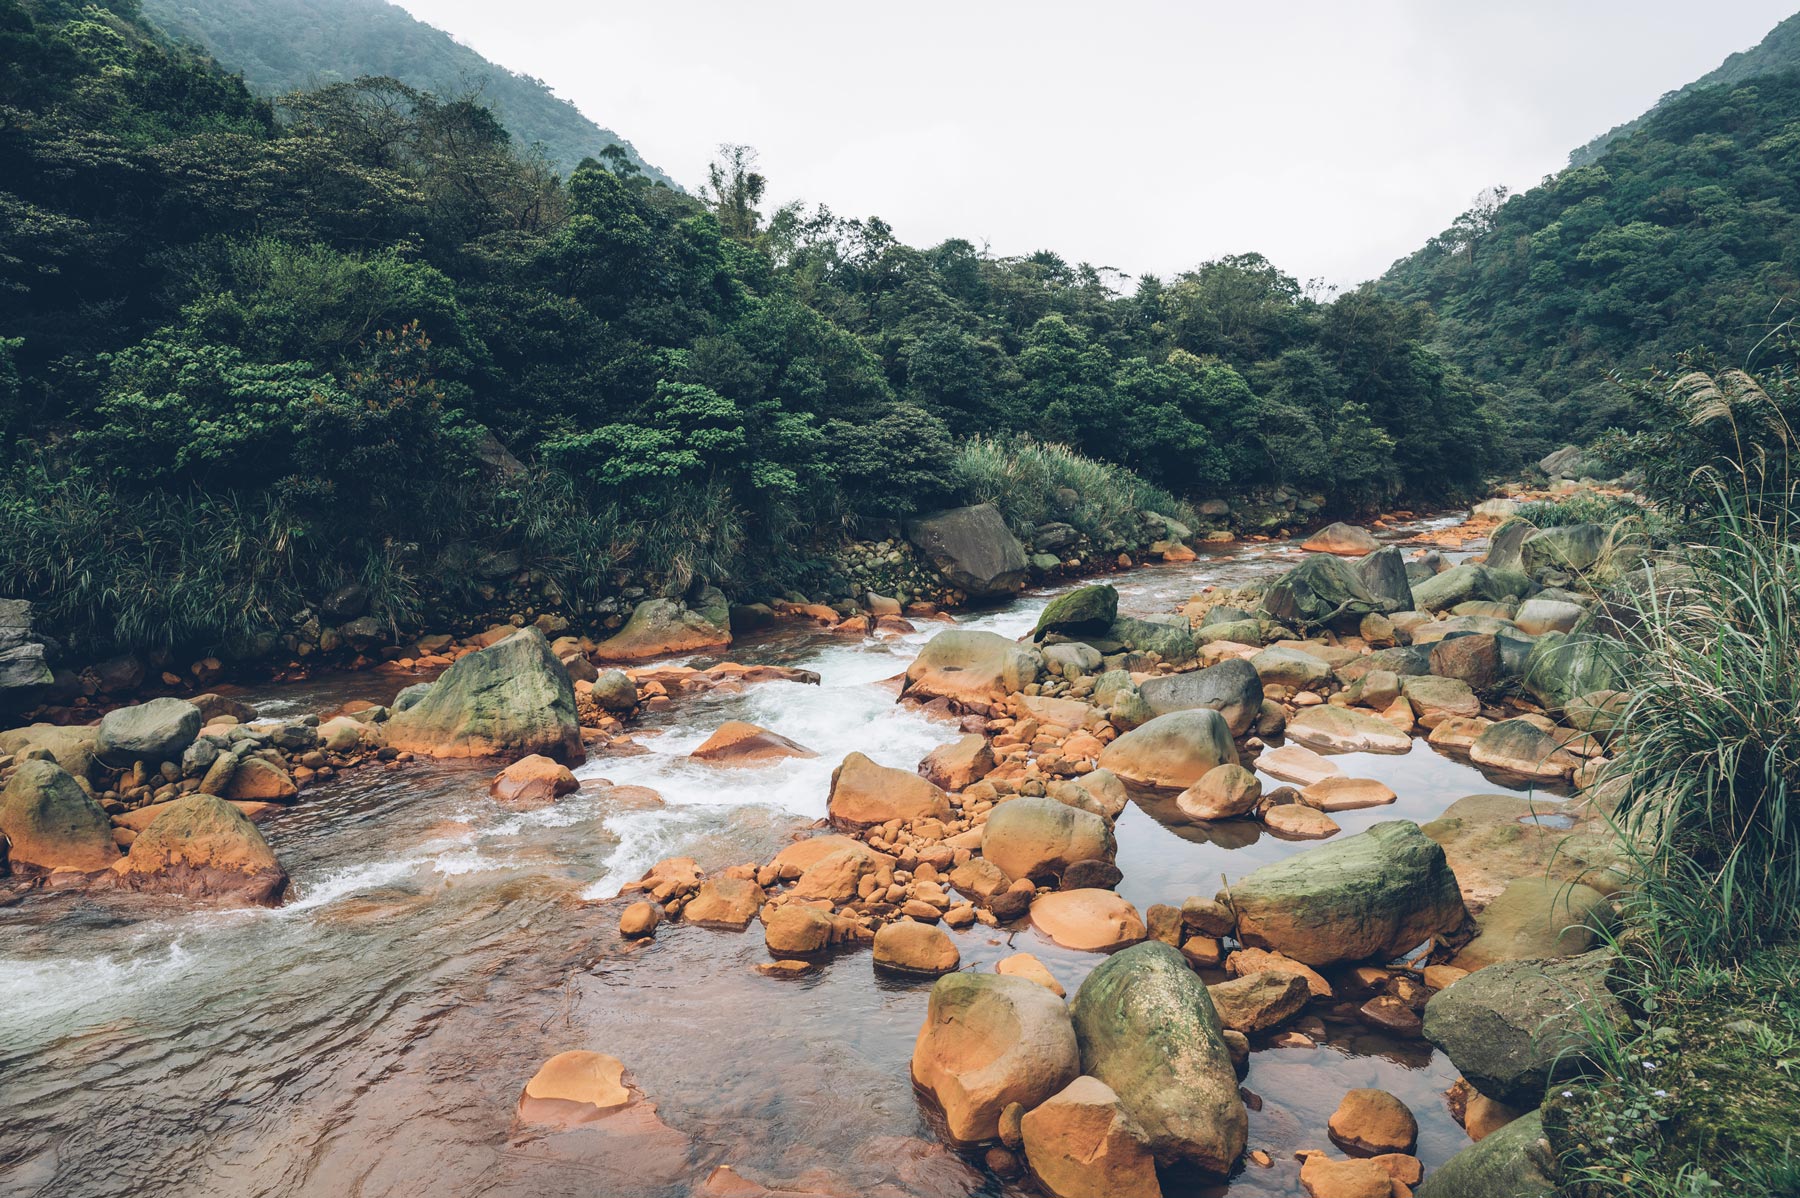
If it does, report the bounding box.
[0,759,116,872]
[593,594,731,661]
[1415,1109,1557,1197]
[1411,564,1530,613]
[1454,877,1616,971]
[1070,941,1246,1172]
[1423,950,1622,1107]
[1520,524,1607,575]
[384,627,581,762]
[1263,555,1389,630]
[1223,820,1467,967]
[1521,630,1625,713]
[116,794,288,905]
[1034,584,1118,642]
[1104,615,1197,665]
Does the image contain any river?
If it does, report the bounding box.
[0,516,1539,1198]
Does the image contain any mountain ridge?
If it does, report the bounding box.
[139,0,677,185]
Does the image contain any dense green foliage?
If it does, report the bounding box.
[1385,69,1800,459]
[0,0,1497,657]
[137,0,672,182]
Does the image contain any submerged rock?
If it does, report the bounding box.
[1070,941,1246,1172]
[115,795,288,905]
[911,972,1080,1142]
[384,628,582,762]
[1224,820,1466,968]
[0,759,117,872]
[517,1050,633,1124]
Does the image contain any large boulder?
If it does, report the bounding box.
[1485,519,1535,574]
[1424,950,1623,1107]
[1454,878,1616,971]
[1355,546,1415,612]
[827,751,951,828]
[1411,564,1528,613]
[0,760,116,872]
[1302,523,1381,556]
[1020,1076,1161,1198]
[593,594,731,661]
[1520,524,1607,575]
[116,794,289,905]
[1137,659,1263,736]
[1250,646,1331,689]
[385,628,582,762]
[1469,719,1579,782]
[910,973,1080,1142]
[1224,820,1467,968]
[1070,941,1246,1172]
[96,697,202,766]
[1033,585,1118,641]
[983,795,1114,882]
[907,503,1030,599]
[1414,1109,1557,1198]
[903,630,1043,707]
[1097,709,1238,789]
[1262,555,1391,630]
[1521,631,1625,713]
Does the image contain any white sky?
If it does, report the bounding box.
[397,0,1796,289]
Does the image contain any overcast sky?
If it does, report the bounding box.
[396,1,1796,289]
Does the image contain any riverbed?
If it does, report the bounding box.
[0,517,1540,1198]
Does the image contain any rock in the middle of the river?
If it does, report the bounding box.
[383,627,582,762]
[1070,941,1246,1172]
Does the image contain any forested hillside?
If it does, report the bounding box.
[0,0,1498,658]
[1569,11,1800,167]
[1383,67,1800,457]
[138,0,673,183]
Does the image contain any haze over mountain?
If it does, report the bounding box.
[140,0,674,183]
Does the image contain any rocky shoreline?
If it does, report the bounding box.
[0,480,1635,1198]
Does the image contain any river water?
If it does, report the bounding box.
[0,518,1535,1198]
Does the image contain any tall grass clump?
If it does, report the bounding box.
[1605,490,1800,964]
[1515,492,1651,530]
[952,434,1198,547]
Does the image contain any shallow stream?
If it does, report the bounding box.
[0,517,1547,1198]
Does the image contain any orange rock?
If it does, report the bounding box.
[689,721,817,765]
[1329,1089,1418,1155]
[488,754,579,805]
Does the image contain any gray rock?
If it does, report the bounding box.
[0,598,55,710]
[1424,950,1622,1107]
[1485,519,1535,574]
[1071,941,1246,1171]
[1263,555,1390,630]
[1137,659,1263,736]
[590,669,639,712]
[907,503,1029,599]
[1355,546,1415,611]
[1522,630,1625,712]
[1411,564,1530,613]
[97,697,202,766]
[1521,525,1607,575]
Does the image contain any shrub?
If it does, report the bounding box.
[951,434,1198,548]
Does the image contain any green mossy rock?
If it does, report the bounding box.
[385,628,582,762]
[1034,584,1118,641]
[0,759,116,872]
[1262,555,1388,630]
[1224,820,1467,968]
[1070,941,1246,1172]
[1521,630,1625,712]
[1416,1109,1556,1198]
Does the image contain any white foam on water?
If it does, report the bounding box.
[579,806,717,901]
[0,939,195,1033]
